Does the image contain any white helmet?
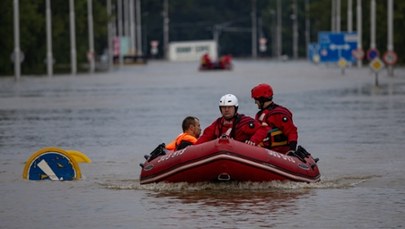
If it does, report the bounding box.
[219,94,239,107]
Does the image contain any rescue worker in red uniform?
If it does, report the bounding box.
[251,83,298,154]
[219,55,232,69]
[166,116,201,151]
[200,53,213,69]
[195,94,268,145]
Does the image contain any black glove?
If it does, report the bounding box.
[147,143,166,162]
[289,141,297,151]
[287,148,306,162]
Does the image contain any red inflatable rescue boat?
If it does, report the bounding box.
[139,137,320,185]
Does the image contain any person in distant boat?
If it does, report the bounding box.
[195,94,268,145]
[200,53,213,69]
[166,116,202,151]
[219,55,232,69]
[251,83,298,154]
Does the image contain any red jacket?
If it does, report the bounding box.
[255,103,298,153]
[201,54,213,68]
[196,114,268,145]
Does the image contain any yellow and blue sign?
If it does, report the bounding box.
[23,147,91,181]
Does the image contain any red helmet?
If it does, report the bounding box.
[251,83,273,100]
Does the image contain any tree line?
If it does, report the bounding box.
[1,0,403,76]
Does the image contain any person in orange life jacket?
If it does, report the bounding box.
[251,83,298,154]
[195,94,268,145]
[166,116,202,151]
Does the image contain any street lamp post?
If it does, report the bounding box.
[276,0,282,58]
[69,0,77,75]
[347,0,353,32]
[163,0,169,60]
[370,0,376,49]
[107,0,114,71]
[305,0,310,58]
[46,0,53,77]
[13,0,21,80]
[292,0,298,59]
[129,0,135,54]
[87,0,95,73]
[251,0,257,58]
[136,0,143,56]
[387,0,394,76]
[356,0,362,68]
[117,0,124,66]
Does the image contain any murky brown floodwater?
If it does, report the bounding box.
[1,60,404,228]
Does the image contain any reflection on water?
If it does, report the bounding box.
[100,177,381,228]
[338,81,405,96]
[148,189,306,227]
[142,182,310,228]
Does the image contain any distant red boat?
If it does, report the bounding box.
[139,137,320,185]
[199,54,233,71]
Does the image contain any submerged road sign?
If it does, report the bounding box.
[318,32,358,63]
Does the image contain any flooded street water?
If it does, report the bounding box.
[1,60,404,228]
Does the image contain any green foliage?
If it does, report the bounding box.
[0,1,14,75]
[0,0,108,76]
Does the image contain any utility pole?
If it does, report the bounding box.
[336,0,341,32]
[356,0,362,68]
[163,0,169,59]
[124,0,129,37]
[251,0,257,58]
[331,0,341,32]
[305,0,310,57]
[213,25,220,57]
[136,0,143,56]
[87,0,95,73]
[129,0,135,55]
[370,0,376,49]
[292,0,298,59]
[276,0,282,58]
[46,0,53,77]
[387,0,394,76]
[347,0,353,32]
[387,0,393,52]
[117,0,124,66]
[13,0,21,80]
[69,0,77,75]
[331,0,336,31]
[271,9,277,58]
[107,0,114,71]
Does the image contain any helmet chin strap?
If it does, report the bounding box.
[257,98,267,110]
[257,101,264,110]
[256,97,273,110]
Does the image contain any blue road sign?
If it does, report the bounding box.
[317,32,358,63]
[367,48,380,61]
